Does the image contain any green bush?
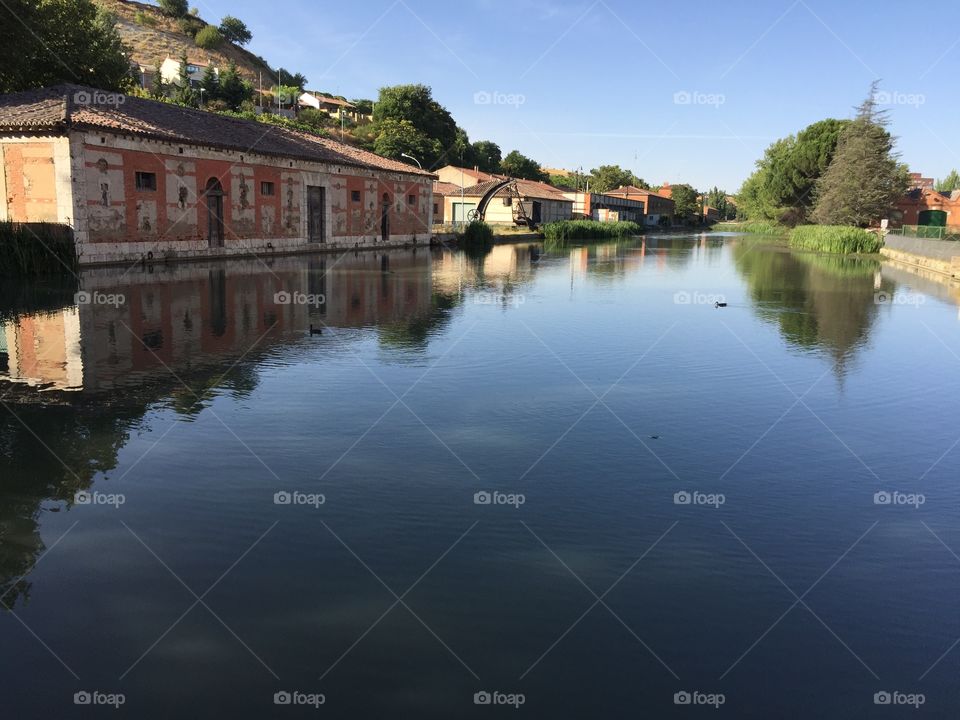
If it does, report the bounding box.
[177,15,203,37]
[788,225,882,254]
[133,10,158,26]
[194,25,223,49]
[714,221,787,235]
[458,221,494,245]
[541,219,643,241]
[158,0,189,17]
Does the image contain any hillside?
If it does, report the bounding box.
[96,0,273,83]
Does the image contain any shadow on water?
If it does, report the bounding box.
[732,240,887,377]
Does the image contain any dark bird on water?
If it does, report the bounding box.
[309,324,322,336]
[715,302,727,308]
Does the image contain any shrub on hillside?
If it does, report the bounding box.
[194,25,223,49]
[788,225,882,254]
[177,16,204,37]
[133,10,158,27]
[158,0,189,17]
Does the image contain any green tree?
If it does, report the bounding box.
[812,82,910,227]
[935,170,960,192]
[219,61,252,111]
[194,25,223,50]
[199,64,219,103]
[351,98,374,116]
[372,84,457,167]
[275,68,307,91]
[219,15,252,45]
[0,0,133,93]
[705,187,729,218]
[149,63,166,99]
[372,118,440,163]
[471,141,502,173]
[500,150,548,182]
[589,165,648,192]
[671,183,699,222]
[158,0,189,17]
[297,108,331,131]
[172,52,198,107]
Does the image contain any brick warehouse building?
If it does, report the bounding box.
[0,85,435,265]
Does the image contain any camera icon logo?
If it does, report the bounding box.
[874,691,891,705]
[274,491,292,505]
[274,691,292,705]
[474,691,491,705]
[75,291,92,305]
[274,291,292,305]
[73,91,92,106]
[673,91,692,105]
[874,291,890,305]
[673,491,691,505]
[74,691,92,705]
[75,491,92,505]
[674,691,692,705]
[473,91,492,105]
[474,491,492,505]
[874,491,891,505]
[673,291,691,305]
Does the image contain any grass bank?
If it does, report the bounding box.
[541,220,644,241]
[788,225,882,254]
[0,221,77,275]
[713,221,788,235]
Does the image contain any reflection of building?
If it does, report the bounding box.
[0,252,434,393]
[0,85,434,265]
[1,308,83,390]
[432,244,539,295]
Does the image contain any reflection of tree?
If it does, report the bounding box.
[378,291,459,350]
[733,243,886,377]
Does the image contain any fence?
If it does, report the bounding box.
[889,225,960,241]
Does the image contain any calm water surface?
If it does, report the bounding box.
[2,234,960,718]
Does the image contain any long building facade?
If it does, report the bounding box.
[0,85,435,266]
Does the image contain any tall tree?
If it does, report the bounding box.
[219,16,252,45]
[671,183,699,222]
[935,170,960,192]
[372,118,440,163]
[172,52,198,107]
[500,150,547,182]
[275,68,307,91]
[372,84,457,167]
[199,64,219,103]
[158,0,189,17]
[471,141,502,173]
[812,82,910,227]
[0,0,132,93]
[219,61,252,111]
[589,165,648,192]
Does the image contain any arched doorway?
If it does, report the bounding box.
[381,192,391,242]
[205,178,225,248]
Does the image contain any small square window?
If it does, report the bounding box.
[351,190,361,202]
[261,181,275,196]
[135,172,156,191]
[407,194,416,205]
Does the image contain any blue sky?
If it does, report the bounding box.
[188,0,960,190]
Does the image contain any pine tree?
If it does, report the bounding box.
[150,61,166,99]
[199,64,219,104]
[173,52,198,107]
[811,81,909,227]
[935,170,960,192]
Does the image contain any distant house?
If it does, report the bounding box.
[431,181,461,224]
[159,57,217,88]
[703,206,720,222]
[907,172,935,191]
[894,187,960,227]
[562,191,644,223]
[298,93,369,122]
[606,185,675,226]
[435,165,501,189]
[449,178,572,225]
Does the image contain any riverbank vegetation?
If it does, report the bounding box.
[788,225,882,254]
[0,222,77,275]
[714,221,787,235]
[542,220,644,241]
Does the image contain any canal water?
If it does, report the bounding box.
[2,234,959,718]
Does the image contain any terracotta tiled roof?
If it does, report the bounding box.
[0,84,433,177]
[432,181,462,196]
[607,185,675,203]
[460,178,571,202]
[437,165,501,183]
